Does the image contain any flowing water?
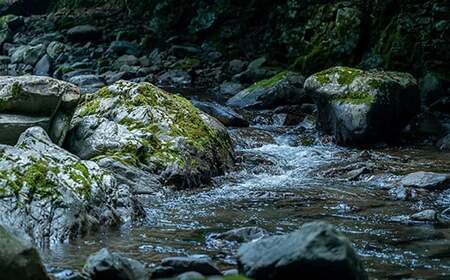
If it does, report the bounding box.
[43,114,450,279]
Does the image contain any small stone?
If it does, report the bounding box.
[411,210,437,221]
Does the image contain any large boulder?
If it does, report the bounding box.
[237,221,367,280]
[66,81,234,189]
[0,75,80,145]
[304,67,420,145]
[400,171,450,190]
[0,225,50,280]
[227,71,307,109]
[0,127,135,245]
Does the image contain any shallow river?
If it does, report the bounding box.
[43,116,450,279]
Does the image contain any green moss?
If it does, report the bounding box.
[65,162,92,198]
[333,90,375,105]
[79,99,100,117]
[314,67,363,86]
[247,71,288,93]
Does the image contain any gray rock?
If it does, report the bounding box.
[160,255,222,276]
[46,41,66,59]
[218,81,243,99]
[83,248,148,280]
[114,55,139,70]
[108,40,140,56]
[158,69,192,89]
[305,67,420,146]
[0,225,50,280]
[400,171,450,190]
[67,25,101,42]
[411,210,437,221]
[33,54,52,76]
[68,74,105,94]
[237,221,367,280]
[176,271,205,280]
[437,134,450,151]
[52,270,86,280]
[0,127,131,244]
[228,59,247,75]
[0,75,80,145]
[210,227,268,243]
[192,100,248,127]
[227,71,306,109]
[10,44,45,66]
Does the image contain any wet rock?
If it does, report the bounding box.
[192,100,249,127]
[420,72,450,109]
[237,221,367,280]
[437,133,450,151]
[305,67,420,146]
[169,45,201,58]
[159,255,222,276]
[411,210,437,222]
[0,15,23,46]
[400,171,450,190]
[33,54,51,76]
[10,44,45,66]
[227,71,306,109]
[0,75,80,145]
[83,248,148,280]
[230,128,275,149]
[0,225,50,280]
[210,227,268,242]
[388,186,417,201]
[0,127,130,244]
[67,25,101,42]
[66,81,233,189]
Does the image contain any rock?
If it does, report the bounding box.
[52,269,85,280]
[437,134,450,151]
[0,75,80,145]
[411,210,437,222]
[176,271,205,280]
[192,100,249,127]
[0,127,132,244]
[407,112,443,138]
[237,221,367,280]
[218,81,243,100]
[304,66,420,146]
[114,55,139,70]
[210,227,268,243]
[67,25,101,42]
[66,81,234,189]
[158,69,192,89]
[0,225,50,280]
[0,15,23,46]
[228,59,247,75]
[68,74,105,94]
[108,40,141,56]
[46,41,66,59]
[400,171,450,190]
[420,72,450,108]
[159,255,222,276]
[10,44,45,66]
[33,54,52,76]
[83,248,148,280]
[227,71,307,109]
[169,45,201,58]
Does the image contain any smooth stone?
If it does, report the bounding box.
[400,171,450,190]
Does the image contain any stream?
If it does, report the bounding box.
[43,112,450,279]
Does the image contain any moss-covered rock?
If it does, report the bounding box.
[305,66,420,145]
[66,80,234,189]
[0,127,136,245]
[226,71,307,109]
